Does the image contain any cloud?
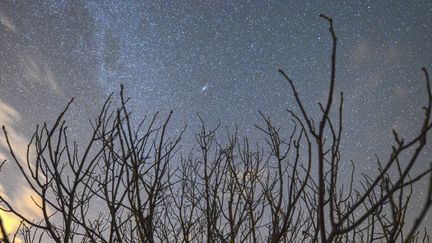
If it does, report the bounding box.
[0,100,28,164]
[0,185,23,241]
[0,185,43,242]
[13,187,44,220]
[0,100,21,127]
[0,12,18,34]
[0,10,61,94]
[20,53,59,92]
[0,100,43,241]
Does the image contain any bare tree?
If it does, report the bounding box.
[1,15,431,243]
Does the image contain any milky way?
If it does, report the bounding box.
[1,0,432,229]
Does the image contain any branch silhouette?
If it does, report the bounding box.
[1,15,431,243]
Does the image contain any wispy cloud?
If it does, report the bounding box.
[0,100,43,241]
[0,185,21,238]
[20,52,60,92]
[0,11,18,34]
[1,10,61,94]
[0,100,27,163]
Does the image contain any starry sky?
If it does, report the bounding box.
[1,0,432,232]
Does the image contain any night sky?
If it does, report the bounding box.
[1,0,432,233]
